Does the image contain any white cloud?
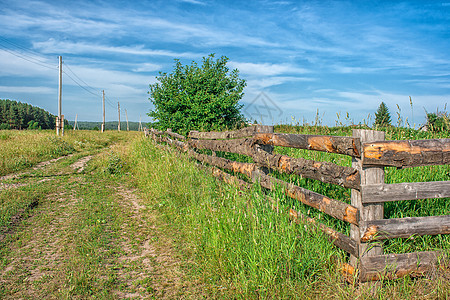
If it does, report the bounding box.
[0,86,54,94]
[229,61,309,76]
[132,63,162,72]
[0,9,120,38]
[178,0,207,5]
[61,64,156,90]
[246,76,314,89]
[33,39,199,58]
[0,50,57,77]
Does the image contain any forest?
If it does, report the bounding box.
[0,99,57,130]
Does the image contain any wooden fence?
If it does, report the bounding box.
[145,125,450,283]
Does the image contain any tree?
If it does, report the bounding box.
[0,99,56,130]
[148,54,247,135]
[374,102,391,127]
[8,105,18,129]
[27,120,40,130]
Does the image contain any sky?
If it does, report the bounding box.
[0,0,449,126]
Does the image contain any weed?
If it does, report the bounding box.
[105,152,126,175]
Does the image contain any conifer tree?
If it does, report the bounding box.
[374,102,391,127]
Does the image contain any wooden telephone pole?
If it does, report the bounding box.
[117,102,121,132]
[125,109,129,131]
[138,115,143,131]
[56,56,64,136]
[102,90,105,132]
[73,114,78,131]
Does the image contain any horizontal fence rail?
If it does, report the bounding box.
[188,125,273,140]
[188,138,361,189]
[253,132,361,157]
[363,138,450,168]
[360,215,450,241]
[361,181,450,203]
[146,125,450,283]
[289,209,359,257]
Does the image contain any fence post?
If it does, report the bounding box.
[257,125,274,154]
[350,129,385,275]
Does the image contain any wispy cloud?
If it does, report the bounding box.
[132,63,163,73]
[0,50,57,77]
[178,0,207,5]
[229,62,309,76]
[246,77,314,90]
[0,85,55,94]
[0,8,120,38]
[33,39,199,58]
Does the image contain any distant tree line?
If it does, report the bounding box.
[0,99,58,130]
[69,121,142,131]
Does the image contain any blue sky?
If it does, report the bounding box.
[0,0,449,126]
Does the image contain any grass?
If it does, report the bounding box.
[128,129,450,298]
[130,138,342,298]
[0,127,448,299]
[0,130,161,298]
[0,129,132,176]
[273,124,450,255]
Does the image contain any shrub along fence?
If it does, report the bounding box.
[145,125,450,283]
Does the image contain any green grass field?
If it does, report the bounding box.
[128,124,449,298]
[0,126,449,299]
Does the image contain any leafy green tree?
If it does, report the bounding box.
[27,120,40,130]
[148,54,247,135]
[0,123,10,130]
[374,102,391,127]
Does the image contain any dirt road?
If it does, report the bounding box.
[0,149,197,299]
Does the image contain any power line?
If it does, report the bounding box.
[61,61,115,109]
[62,62,99,95]
[0,37,120,120]
[0,44,56,70]
[0,36,53,64]
[62,70,101,98]
[104,96,116,108]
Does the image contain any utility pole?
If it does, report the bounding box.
[138,115,142,131]
[125,109,129,131]
[117,102,121,132]
[73,114,78,131]
[102,90,105,132]
[57,55,63,136]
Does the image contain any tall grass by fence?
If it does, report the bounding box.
[146,125,449,283]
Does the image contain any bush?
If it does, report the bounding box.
[27,120,40,130]
[426,112,449,132]
[148,54,247,135]
[0,123,10,130]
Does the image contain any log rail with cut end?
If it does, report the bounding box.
[359,215,450,241]
[253,132,361,157]
[363,138,450,168]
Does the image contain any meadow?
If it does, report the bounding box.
[129,124,449,298]
[0,125,448,299]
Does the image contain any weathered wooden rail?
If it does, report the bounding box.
[146,125,449,283]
